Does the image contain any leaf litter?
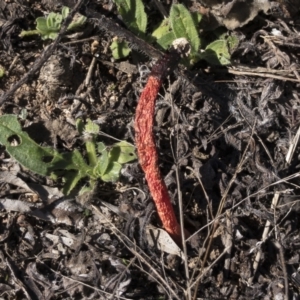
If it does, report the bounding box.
[1,0,300,299]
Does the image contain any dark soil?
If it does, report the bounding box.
[1,0,300,299]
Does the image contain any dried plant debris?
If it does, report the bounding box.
[2,0,300,299]
[196,0,271,30]
[37,54,83,102]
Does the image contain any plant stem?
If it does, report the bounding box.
[19,30,40,37]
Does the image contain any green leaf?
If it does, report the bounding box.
[61,170,82,195]
[50,150,93,195]
[152,19,176,50]
[170,4,200,54]
[95,142,109,176]
[114,0,147,36]
[191,11,202,25]
[101,162,122,182]
[200,39,231,65]
[46,12,62,31]
[152,19,171,40]
[84,119,99,135]
[75,119,85,135]
[36,17,51,34]
[95,141,135,180]
[0,115,57,176]
[156,31,176,50]
[111,141,136,164]
[67,14,87,31]
[95,151,109,177]
[227,35,239,52]
[52,150,90,173]
[78,119,99,168]
[36,14,61,40]
[110,40,131,59]
[45,32,58,40]
[79,184,95,196]
[86,140,98,167]
[133,0,147,34]
[61,6,70,19]
[97,141,106,153]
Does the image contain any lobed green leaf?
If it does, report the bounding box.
[46,12,62,31]
[110,40,131,59]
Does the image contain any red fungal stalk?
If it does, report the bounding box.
[135,39,190,244]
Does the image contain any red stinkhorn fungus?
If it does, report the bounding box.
[135,38,190,244]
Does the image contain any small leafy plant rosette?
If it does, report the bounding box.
[19,6,86,40]
[152,4,239,65]
[76,119,137,186]
[153,4,201,63]
[110,37,132,60]
[112,1,238,65]
[0,115,136,195]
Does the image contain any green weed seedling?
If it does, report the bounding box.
[20,6,86,40]
[112,1,238,65]
[0,115,136,195]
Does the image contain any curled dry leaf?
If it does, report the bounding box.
[198,0,271,30]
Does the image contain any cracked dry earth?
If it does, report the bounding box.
[1,0,300,299]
